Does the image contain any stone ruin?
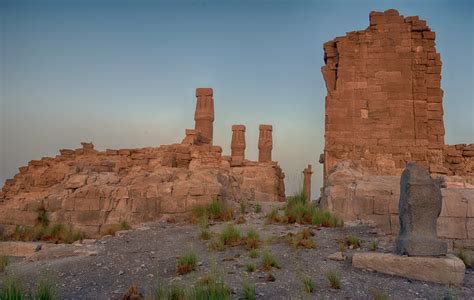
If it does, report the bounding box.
[0,88,285,238]
[320,9,474,250]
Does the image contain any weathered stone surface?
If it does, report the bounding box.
[258,124,273,163]
[0,241,43,257]
[352,252,465,285]
[194,88,214,144]
[396,163,446,256]
[231,125,246,165]
[303,164,312,201]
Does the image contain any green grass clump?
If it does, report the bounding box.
[242,279,256,300]
[11,222,82,244]
[176,249,197,275]
[346,234,360,248]
[326,270,341,289]
[199,228,211,240]
[457,248,468,266]
[289,228,315,249]
[120,220,131,230]
[261,250,280,271]
[245,229,260,249]
[192,200,233,223]
[370,240,379,251]
[35,278,57,300]
[245,263,256,273]
[0,255,9,273]
[371,288,390,300]
[219,224,241,246]
[208,238,225,252]
[0,278,25,300]
[167,283,187,300]
[249,249,259,259]
[240,202,246,214]
[37,207,49,227]
[255,203,262,214]
[302,274,315,293]
[191,276,231,300]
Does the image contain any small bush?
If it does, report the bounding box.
[370,240,379,251]
[255,203,262,214]
[302,274,315,293]
[0,278,25,300]
[37,207,50,227]
[240,202,246,214]
[326,270,341,289]
[289,228,315,249]
[346,234,360,248]
[167,283,186,300]
[191,200,233,223]
[120,220,131,230]
[12,225,33,241]
[209,238,225,252]
[242,280,256,300]
[199,228,211,240]
[457,248,468,266]
[249,249,259,259]
[189,272,231,300]
[245,263,256,273]
[266,272,276,282]
[261,250,280,271]
[219,224,241,246]
[0,255,9,272]
[35,278,57,300]
[176,249,197,275]
[245,229,260,249]
[265,208,284,224]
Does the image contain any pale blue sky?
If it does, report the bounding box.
[1,0,473,197]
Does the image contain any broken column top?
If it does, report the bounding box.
[196,88,213,97]
[232,125,246,131]
[259,124,272,131]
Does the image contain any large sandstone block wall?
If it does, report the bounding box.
[323,162,474,250]
[0,142,284,238]
[321,9,473,180]
[320,9,473,248]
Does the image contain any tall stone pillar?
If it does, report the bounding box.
[194,88,214,144]
[258,124,273,163]
[231,125,246,163]
[303,164,313,201]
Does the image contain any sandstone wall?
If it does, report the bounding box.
[322,161,474,250]
[320,9,473,248]
[0,142,285,238]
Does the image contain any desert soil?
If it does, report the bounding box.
[1,202,473,299]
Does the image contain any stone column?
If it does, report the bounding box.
[194,88,214,144]
[303,164,313,201]
[258,124,273,163]
[231,125,246,162]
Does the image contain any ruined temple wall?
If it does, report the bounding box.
[322,9,446,178]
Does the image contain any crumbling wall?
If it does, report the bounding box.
[321,9,473,248]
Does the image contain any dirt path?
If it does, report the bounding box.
[1,206,473,299]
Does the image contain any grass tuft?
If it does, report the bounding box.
[326,270,341,289]
[288,228,316,249]
[245,263,256,273]
[457,248,468,266]
[242,279,256,300]
[120,220,131,230]
[302,274,315,293]
[176,249,197,275]
[261,250,280,271]
[37,207,50,227]
[191,200,233,223]
[0,255,9,273]
[199,228,211,240]
[219,224,241,246]
[249,249,259,259]
[245,229,260,250]
[345,234,360,248]
[240,202,246,214]
[370,240,379,251]
[0,278,25,300]
[35,277,57,300]
[255,203,262,214]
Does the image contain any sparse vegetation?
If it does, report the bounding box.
[37,206,50,227]
[10,223,82,244]
[370,240,379,251]
[176,249,197,275]
[244,228,260,249]
[302,274,315,293]
[338,242,346,252]
[240,202,246,214]
[167,283,187,300]
[371,288,390,300]
[199,228,211,240]
[0,278,25,300]
[208,238,225,252]
[190,274,231,300]
[35,278,58,300]
[326,270,341,289]
[457,248,468,266]
[261,250,280,271]
[120,220,131,230]
[265,190,342,227]
[0,277,57,300]
[245,263,256,273]
[288,228,315,249]
[0,255,9,273]
[255,202,262,214]
[123,284,142,300]
[249,249,259,259]
[242,279,256,300]
[346,234,360,248]
[219,224,241,246]
[191,200,233,223]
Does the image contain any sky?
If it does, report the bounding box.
[1,0,473,198]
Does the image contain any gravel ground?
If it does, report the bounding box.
[1,204,473,299]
